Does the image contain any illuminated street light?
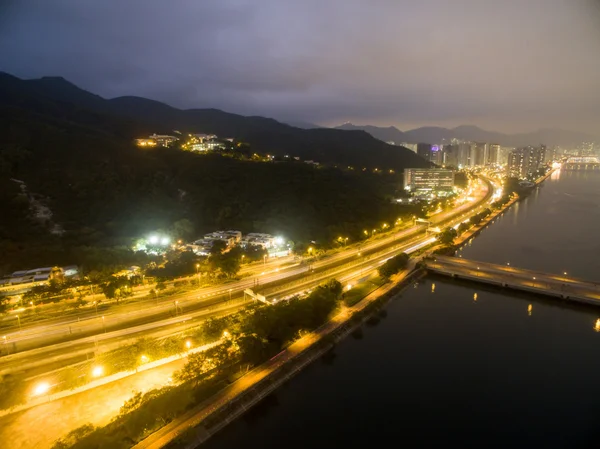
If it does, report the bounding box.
[148,235,159,245]
[161,237,170,246]
[92,366,104,377]
[185,340,192,349]
[33,382,50,396]
[140,355,149,363]
[223,330,230,339]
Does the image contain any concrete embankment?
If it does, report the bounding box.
[135,266,425,449]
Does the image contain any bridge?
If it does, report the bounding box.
[423,255,600,307]
[561,156,600,171]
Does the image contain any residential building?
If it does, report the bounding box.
[488,144,501,165]
[441,144,459,167]
[457,143,472,167]
[400,143,418,153]
[242,233,276,249]
[403,168,455,193]
[149,134,178,147]
[471,143,488,166]
[416,143,432,160]
[506,146,546,178]
[430,145,443,164]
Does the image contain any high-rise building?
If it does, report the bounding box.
[499,146,514,165]
[430,145,443,164]
[416,143,432,161]
[488,144,500,165]
[472,142,488,166]
[457,143,472,167]
[506,146,546,178]
[400,143,418,153]
[403,168,455,192]
[442,144,459,167]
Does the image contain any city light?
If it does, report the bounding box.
[141,354,149,363]
[148,235,159,245]
[161,237,170,245]
[185,340,192,349]
[223,330,230,338]
[92,366,104,377]
[595,319,600,333]
[274,236,284,245]
[33,382,50,396]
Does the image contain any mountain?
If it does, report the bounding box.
[2,74,427,171]
[279,119,322,129]
[334,122,596,147]
[0,72,430,274]
[336,123,406,143]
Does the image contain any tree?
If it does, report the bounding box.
[378,253,409,279]
[237,334,271,367]
[171,219,194,241]
[457,222,469,234]
[209,246,242,278]
[437,227,457,245]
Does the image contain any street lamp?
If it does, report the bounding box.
[196,263,200,285]
[16,315,21,332]
[263,254,267,266]
[93,301,98,317]
[175,300,179,316]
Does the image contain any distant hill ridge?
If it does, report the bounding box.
[334,122,595,147]
[0,72,429,171]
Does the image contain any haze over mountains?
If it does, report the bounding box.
[334,123,596,148]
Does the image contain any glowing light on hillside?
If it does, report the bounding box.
[92,366,104,377]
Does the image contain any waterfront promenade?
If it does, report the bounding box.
[424,255,600,306]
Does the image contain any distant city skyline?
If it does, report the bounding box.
[1,0,599,135]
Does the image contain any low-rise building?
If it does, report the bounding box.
[242,233,276,249]
[403,168,455,193]
[149,134,178,147]
[135,138,157,147]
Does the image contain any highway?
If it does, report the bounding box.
[0,177,496,449]
[425,255,600,305]
[0,177,493,381]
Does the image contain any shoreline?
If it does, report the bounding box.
[134,174,517,449]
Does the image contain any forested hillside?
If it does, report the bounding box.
[0,73,427,274]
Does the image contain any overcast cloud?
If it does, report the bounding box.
[1,0,599,134]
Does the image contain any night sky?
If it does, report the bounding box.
[1,0,599,134]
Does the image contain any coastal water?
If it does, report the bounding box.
[201,170,600,449]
